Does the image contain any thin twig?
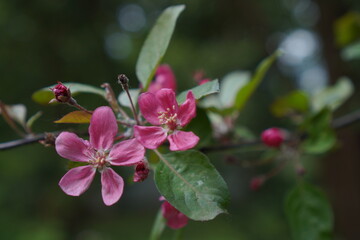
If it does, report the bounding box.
[0,133,48,150]
[331,109,360,129]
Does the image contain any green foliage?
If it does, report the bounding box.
[285,182,333,240]
[2,104,27,127]
[154,150,230,221]
[176,79,220,104]
[271,90,310,118]
[342,40,360,60]
[219,71,251,108]
[201,50,281,115]
[334,11,360,47]
[301,108,336,154]
[32,82,105,105]
[312,77,354,112]
[136,5,185,91]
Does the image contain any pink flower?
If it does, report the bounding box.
[148,64,177,93]
[160,197,188,229]
[55,106,145,206]
[261,127,285,148]
[134,88,199,151]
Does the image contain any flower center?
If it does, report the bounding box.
[89,150,111,171]
[158,105,178,131]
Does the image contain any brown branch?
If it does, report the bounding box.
[1,108,360,152]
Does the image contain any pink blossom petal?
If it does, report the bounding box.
[59,165,96,196]
[155,88,179,114]
[161,201,188,229]
[168,130,199,151]
[138,92,161,125]
[148,64,177,93]
[109,138,145,166]
[55,132,91,162]
[101,168,124,206]
[89,106,118,150]
[134,126,167,149]
[177,91,196,127]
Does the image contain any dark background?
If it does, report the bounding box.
[0,0,359,239]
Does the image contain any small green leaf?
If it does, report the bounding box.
[154,150,230,221]
[302,130,336,154]
[301,108,336,154]
[271,90,310,117]
[149,208,166,240]
[32,82,106,105]
[233,50,282,112]
[118,89,140,108]
[219,71,251,108]
[201,51,282,116]
[176,79,219,104]
[341,40,360,60]
[136,5,185,91]
[26,111,43,129]
[5,104,27,127]
[54,111,92,123]
[312,77,354,112]
[285,182,334,240]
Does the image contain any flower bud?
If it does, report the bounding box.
[250,177,264,191]
[261,127,284,148]
[133,161,150,182]
[50,82,71,103]
[160,197,188,229]
[117,74,129,86]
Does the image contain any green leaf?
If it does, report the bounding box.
[201,51,282,116]
[54,111,92,123]
[32,82,106,105]
[118,88,140,108]
[341,40,360,60]
[334,12,360,47]
[136,5,185,91]
[176,79,219,104]
[302,130,336,154]
[149,208,166,240]
[154,150,230,221]
[301,108,336,154]
[26,111,43,129]
[219,71,251,108]
[5,104,27,127]
[285,182,334,240]
[233,50,282,111]
[271,90,310,117]
[312,77,354,112]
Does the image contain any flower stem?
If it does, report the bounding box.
[117,74,140,125]
[149,207,166,240]
[101,83,130,120]
[68,98,93,114]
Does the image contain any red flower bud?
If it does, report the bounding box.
[50,82,71,103]
[133,161,150,182]
[261,128,285,148]
[250,177,264,191]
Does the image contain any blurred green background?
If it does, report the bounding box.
[1,0,360,239]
